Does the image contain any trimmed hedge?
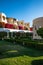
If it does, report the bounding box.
[4,38,15,43]
[4,37,43,50]
[15,39,43,50]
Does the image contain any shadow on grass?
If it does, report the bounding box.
[32,59,43,65]
[0,44,43,59]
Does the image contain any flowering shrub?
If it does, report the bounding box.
[18,25,24,30]
[30,27,33,31]
[5,23,14,29]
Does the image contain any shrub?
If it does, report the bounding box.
[32,59,43,65]
[0,31,7,39]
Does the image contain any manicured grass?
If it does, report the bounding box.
[0,40,43,65]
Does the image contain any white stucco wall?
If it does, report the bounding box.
[33,17,43,39]
[0,13,7,23]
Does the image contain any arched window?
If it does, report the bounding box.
[2,16,5,20]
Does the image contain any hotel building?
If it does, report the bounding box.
[33,17,43,39]
[0,12,32,38]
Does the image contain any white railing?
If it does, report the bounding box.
[0,28,33,33]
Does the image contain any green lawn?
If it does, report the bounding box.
[0,40,43,65]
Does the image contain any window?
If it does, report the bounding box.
[2,16,5,20]
[35,26,36,30]
[21,22,23,24]
[35,34,37,36]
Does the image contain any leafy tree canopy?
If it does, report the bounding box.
[37,28,43,38]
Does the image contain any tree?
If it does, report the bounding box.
[37,28,43,38]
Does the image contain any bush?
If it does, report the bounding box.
[4,38,15,43]
[15,39,43,50]
[0,31,7,39]
[32,59,43,65]
[4,36,43,50]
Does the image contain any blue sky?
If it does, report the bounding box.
[0,0,43,26]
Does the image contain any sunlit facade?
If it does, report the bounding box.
[0,13,30,30]
[0,13,33,38]
[33,17,43,39]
